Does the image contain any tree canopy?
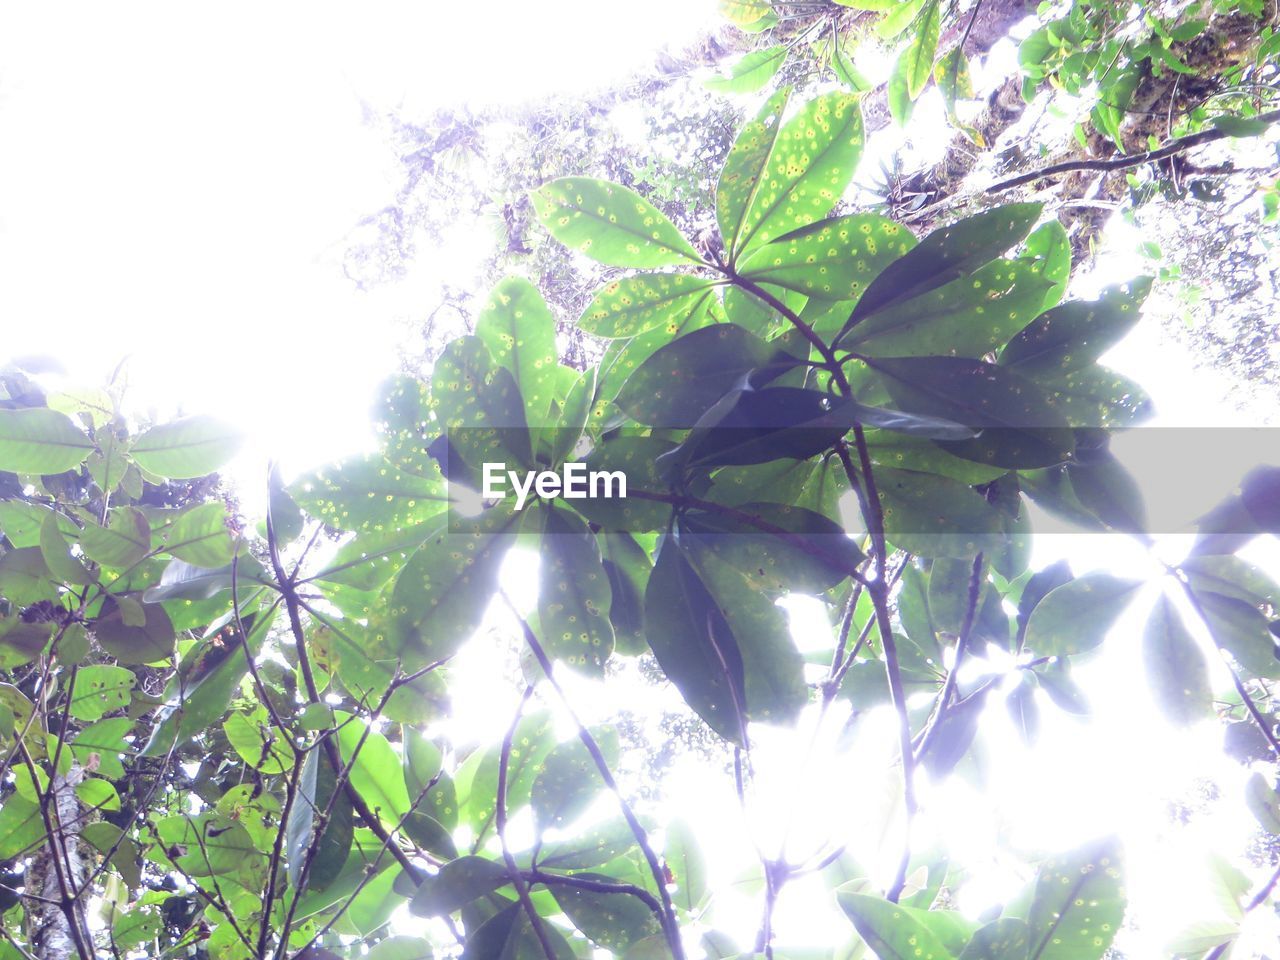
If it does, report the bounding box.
[2,2,1280,960]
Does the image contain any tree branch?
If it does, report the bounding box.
[986,109,1280,193]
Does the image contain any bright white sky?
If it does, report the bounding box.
[3,4,1279,957]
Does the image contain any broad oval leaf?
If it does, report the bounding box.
[1027,837,1125,960]
[1023,573,1142,656]
[476,277,559,429]
[728,92,865,259]
[737,213,915,301]
[837,891,957,960]
[531,177,702,268]
[129,415,243,479]
[579,273,721,339]
[1143,594,1213,725]
[539,506,615,674]
[0,407,96,474]
[705,45,788,94]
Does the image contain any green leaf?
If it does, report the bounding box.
[614,324,786,428]
[336,711,412,823]
[476,277,559,429]
[573,435,675,532]
[887,48,915,126]
[665,818,708,912]
[727,92,865,259]
[410,856,510,917]
[552,873,663,950]
[0,796,44,860]
[1143,595,1212,725]
[223,710,292,773]
[876,467,1006,558]
[461,903,575,960]
[71,717,132,778]
[79,507,151,568]
[1182,555,1280,607]
[1000,279,1152,377]
[1023,573,1141,656]
[680,501,863,594]
[95,596,174,664]
[142,610,269,755]
[129,415,242,479]
[290,454,448,534]
[368,936,434,960]
[1210,114,1274,137]
[531,177,702,268]
[719,0,772,26]
[877,0,926,38]
[537,816,638,870]
[390,506,519,661]
[539,506,615,674]
[76,777,121,812]
[841,204,1043,334]
[935,49,974,114]
[959,918,1030,959]
[861,356,1074,469]
[0,407,95,474]
[430,335,532,474]
[717,87,791,259]
[836,891,957,960]
[705,46,788,94]
[39,512,93,585]
[1020,221,1070,309]
[905,0,941,98]
[1198,590,1280,679]
[0,548,57,607]
[161,502,234,567]
[600,533,650,656]
[286,747,353,893]
[646,538,806,743]
[841,258,1054,358]
[531,727,617,831]
[737,213,916,301]
[68,664,136,721]
[579,274,722,338]
[1026,837,1125,960]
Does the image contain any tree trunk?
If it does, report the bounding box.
[32,763,91,960]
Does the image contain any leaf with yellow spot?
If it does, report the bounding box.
[531,177,702,268]
[531,725,619,831]
[837,890,959,960]
[614,324,791,428]
[861,356,1075,469]
[1032,364,1152,429]
[579,273,722,339]
[592,290,723,414]
[905,0,942,98]
[840,258,1054,356]
[375,376,437,478]
[1143,594,1213,725]
[538,505,615,675]
[959,918,1030,959]
[705,45,788,94]
[1026,837,1125,960]
[475,277,559,429]
[875,466,1006,558]
[290,453,448,533]
[573,435,676,532]
[389,505,521,660]
[429,335,532,474]
[841,203,1043,339]
[552,870,663,951]
[999,278,1152,378]
[1019,220,1070,309]
[717,87,791,259]
[730,92,865,260]
[738,213,914,302]
[719,0,772,25]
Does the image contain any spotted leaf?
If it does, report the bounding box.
[531,177,702,268]
[737,213,915,301]
[579,273,722,338]
[429,335,532,473]
[290,454,448,534]
[475,277,558,428]
[728,92,864,259]
[1143,594,1213,725]
[840,203,1042,336]
[538,506,615,675]
[837,891,958,960]
[530,726,618,830]
[1023,573,1142,656]
[959,918,1030,959]
[1000,278,1152,377]
[840,258,1054,357]
[1027,837,1125,960]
